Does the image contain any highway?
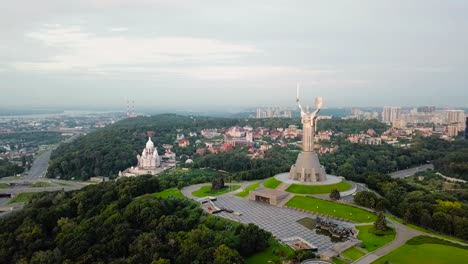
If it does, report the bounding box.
[26,150,52,179]
[389,164,434,179]
[24,133,81,179]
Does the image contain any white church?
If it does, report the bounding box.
[121,136,163,177]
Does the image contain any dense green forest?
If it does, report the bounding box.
[47,114,389,180]
[0,159,24,178]
[321,137,433,178]
[47,114,300,180]
[0,176,271,263]
[355,171,468,240]
[47,114,468,181]
[192,146,298,181]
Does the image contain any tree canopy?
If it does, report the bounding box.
[0,176,271,263]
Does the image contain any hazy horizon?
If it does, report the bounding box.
[1,1,468,109]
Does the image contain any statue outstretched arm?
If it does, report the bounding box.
[313,109,321,131]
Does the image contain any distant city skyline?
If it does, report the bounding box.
[1,1,468,109]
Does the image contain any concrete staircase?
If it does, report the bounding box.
[276,182,290,191]
[277,193,294,207]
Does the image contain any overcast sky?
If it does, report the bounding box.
[1,0,467,111]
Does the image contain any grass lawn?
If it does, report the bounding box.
[8,192,34,204]
[385,214,465,243]
[342,247,366,261]
[235,182,259,197]
[31,182,54,187]
[192,185,240,197]
[263,177,282,189]
[356,225,396,252]
[373,242,468,264]
[152,188,184,199]
[0,183,10,188]
[286,196,377,223]
[246,240,293,264]
[286,180,351,194]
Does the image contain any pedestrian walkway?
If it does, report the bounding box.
[277,193,293,207]
[276,182,290,191]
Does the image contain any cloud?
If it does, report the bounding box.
[11,24,354,83]
[109,27,129,32]
[168,66,334,81]
[13,24,258,74]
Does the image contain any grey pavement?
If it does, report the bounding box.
[23,133,81,180]
[353,219,421,264]
[353,218,468,264]
[26,149,52,179]
[389,164,433,179]
[181,183,353,253]
[213,194,351,253]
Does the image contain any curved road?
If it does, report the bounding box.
[389,164,433,179]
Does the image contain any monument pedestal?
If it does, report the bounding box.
[289,151,327,182]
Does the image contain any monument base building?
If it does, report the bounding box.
[289,151,327,182]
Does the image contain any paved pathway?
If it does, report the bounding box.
[214,194,348,252]
[276,193,293,207]
[353,219,420,264]
[353,218,468,264]
[276,182,290,191]
[182,184,353,253]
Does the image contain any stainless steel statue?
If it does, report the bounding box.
[289,85,327,182]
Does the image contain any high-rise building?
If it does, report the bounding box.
[417,106,436,113]
[445,110,465,124]
[256,108,261,119]
[465,117,468,140]
[447,125,459,137]
[382,107,401,124]
[444,110,466,133]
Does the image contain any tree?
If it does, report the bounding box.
[177,181,184,190]
[353,191,377,209]
[152,258,171,264]
[403,209,413,225]
[213,244,244,264]
[420,209,433,229]
[375,199,385,212]
[374,212,388,231]
[212,176,225,190]
[287,250,316,263]
[30,249,61,264]
[432,212,452,235]
[329,188,340,200]
[337,162,355,178]
[237,224,270,256]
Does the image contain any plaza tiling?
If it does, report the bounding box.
[211,193,352,253]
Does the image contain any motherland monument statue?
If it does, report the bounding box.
[289,84,327,182]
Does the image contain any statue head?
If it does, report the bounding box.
[306,105,311,113]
